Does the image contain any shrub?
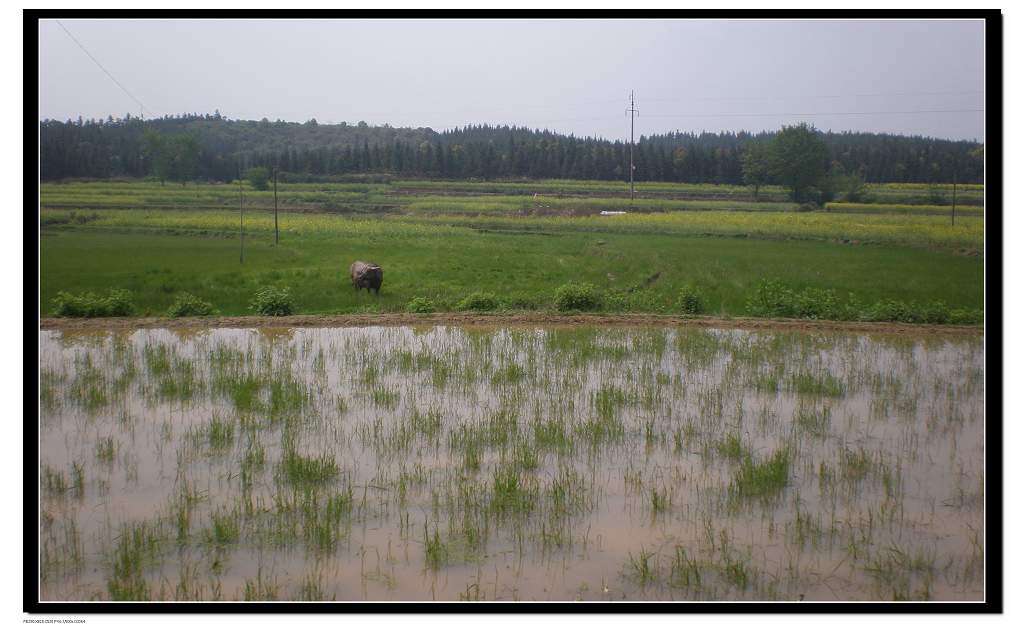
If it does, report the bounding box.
[455,291,500,312]
[919,300,952,325]
[166,292,216,317]
[676,284,706,315]
[861,299,918,323]
[745,279,982,324]
[949,308,983,325]
[405,297,436,314]
[51,291,103,317]
[861,299,982,325]
[104,289,135,316]
[51,289,135,318]
[554,282,601,312]
[791,287,848,320]
[245,167,271,191]
[250,286,294,316]
[746,279,796,318]
[822,173,868,203]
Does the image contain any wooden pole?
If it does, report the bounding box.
[273,167,279,245]
[628,91,636,202]
[239,174,244,264]
[952,170,957,227]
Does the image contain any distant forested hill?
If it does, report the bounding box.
[39,112,984,184]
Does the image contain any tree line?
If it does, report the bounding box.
[39,113,984,186]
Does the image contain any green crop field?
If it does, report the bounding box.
[38,179,985,322]
[39,178,985,212]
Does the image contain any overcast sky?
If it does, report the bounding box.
[38,19,986,142]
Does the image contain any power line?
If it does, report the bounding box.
[643,108,983,119]
[642,90,983,103]
[514,107,982,128]
[54,20,151,118]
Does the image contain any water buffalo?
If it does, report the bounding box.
[349,260,383,294]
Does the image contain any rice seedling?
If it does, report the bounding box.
[423,526,450,570]
[789,372,846,398]
[627,548,658,585]
[491,466,536,517]
[731,448,792,499]
[40,514,84,581]
[95,436,117,463]
[207,416,236,452]
[105,521,165,600]
[278,450,340,487]
[794,406,832,438]
[243,567,280,601]
[650,487,670,514]
[370,386,401,410]
[206,509,241,547]
[669,546,703,590]
[715,432,749,460]
[295,567,334,601]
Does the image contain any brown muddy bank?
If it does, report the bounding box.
[38,312,983,336]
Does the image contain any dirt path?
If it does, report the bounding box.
[38,313,983,336]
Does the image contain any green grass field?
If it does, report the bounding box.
[39,210,983,319]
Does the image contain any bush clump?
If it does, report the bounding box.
[676,284,706,315]
[103,289,136,316]
[790,288,855,320]
[405,297,436,314]
[166,292,217,317]
[249,286,294,316]
[51,289,135,318]
[745,279,796,318]
[245,167,271,191]
[746,279,983,324]
[746,281,852,320]
[455,291,500,312]
[554,282,601,312]
[949,308,984,325]
[862,299,981,325]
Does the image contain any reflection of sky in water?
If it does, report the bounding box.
[39,326,985,602]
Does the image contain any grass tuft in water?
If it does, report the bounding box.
[279,450,340,487]
[731,448,791,499]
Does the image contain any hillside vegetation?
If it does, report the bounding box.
[41,114,984,185]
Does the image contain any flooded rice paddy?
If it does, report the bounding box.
[38,325,984,601]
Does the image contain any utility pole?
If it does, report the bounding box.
[239,171,245,264]
[273,166,279,245]
[952,168,958,227]
[626,91,639,201]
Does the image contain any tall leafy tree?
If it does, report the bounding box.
[768,123,829,203]
[143,130,201,185]
[741,140,772,200]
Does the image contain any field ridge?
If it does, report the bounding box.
[38,313,983,335]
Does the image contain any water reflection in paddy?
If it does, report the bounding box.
[39,325,984,601]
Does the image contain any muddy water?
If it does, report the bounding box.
[38,326,984,601]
